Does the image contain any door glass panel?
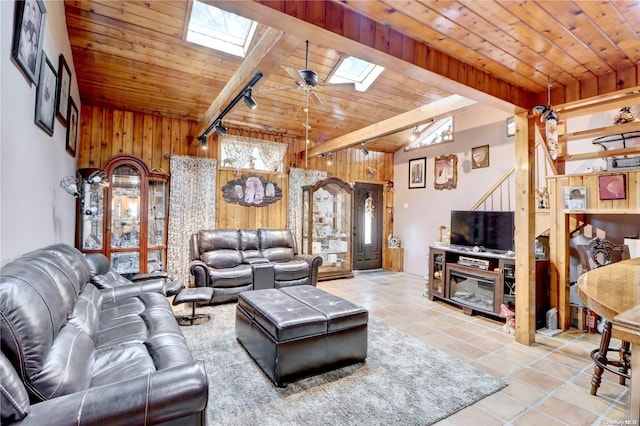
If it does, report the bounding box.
[364,192,374,244]
[111,165,141,249]
[148,180,166,247]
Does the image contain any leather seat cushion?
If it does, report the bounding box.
[208,264,253,287]
[91,343,156,387]
[238,289,326,341]
[273,259,310,281]
[282,286,369,332]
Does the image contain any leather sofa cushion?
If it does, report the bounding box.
[198,229,239,252]
[259,229,296,262]
[201,249,242,269]
[238,289,327,341]
[273,259,310,281]
[282,286,369,332]
[209,264,253,287]
[239,229,262,262]
[0,352,29,423]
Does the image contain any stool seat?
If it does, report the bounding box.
[173,287,214,326]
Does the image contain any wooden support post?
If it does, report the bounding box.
[514,113,536,345]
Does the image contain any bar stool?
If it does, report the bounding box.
[172,287,214,326]
[577,237,631,396]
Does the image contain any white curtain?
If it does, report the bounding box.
[288,168,327,252]
[167,155,217,285]
[221,135,287,171]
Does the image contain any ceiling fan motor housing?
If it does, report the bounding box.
[299,69,318,87]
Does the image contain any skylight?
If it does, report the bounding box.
[405,116,454,151]
[327,56,384,92]
[186,0,257,58]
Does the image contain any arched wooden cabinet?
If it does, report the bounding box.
[302,177,354,281]
[76,156,169,277]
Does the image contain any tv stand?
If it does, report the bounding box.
[427,245,549,328]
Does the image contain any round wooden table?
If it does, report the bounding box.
[578,257,640,421]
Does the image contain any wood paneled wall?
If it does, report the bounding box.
[79,104,395,235]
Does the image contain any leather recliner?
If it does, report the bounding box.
[0,244,208,425]
[189,228,322,303]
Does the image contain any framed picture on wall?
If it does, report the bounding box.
[56,54,72,126]
[34,52,57,136]
[471,145,490,169]
[11,0,47,84]
[434,154,458,190]
[408,157,426,189]
[506,116,515,137]
[598,174,626,200]
[66,97,78,157]
[563,186,587,210]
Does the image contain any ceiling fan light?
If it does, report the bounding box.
[298,69,318,87]
[243,89,257,110]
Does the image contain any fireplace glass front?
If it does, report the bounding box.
[447,266,496,313]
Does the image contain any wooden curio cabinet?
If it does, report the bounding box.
[76,156,169,278]
[302,177,354,281]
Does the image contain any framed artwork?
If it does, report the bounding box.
[563,186,587,210]
[598,174,626,200]
[506,116,515,137]
[66,97,78,157]
[408,157,426,189]
[34,52,57,136]
[471,145,490,169]
[221,174,282,206]
[11,0,47,84]
[56,54,72,126]
[434,154,457,190]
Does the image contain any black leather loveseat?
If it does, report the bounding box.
[0,244,208,425]
[189,228,322,303]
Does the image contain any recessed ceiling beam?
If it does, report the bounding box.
[308,95,476,157]
[195,27,303,137]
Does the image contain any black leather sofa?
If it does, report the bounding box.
[0,244,208,425]
[189,228,323,303]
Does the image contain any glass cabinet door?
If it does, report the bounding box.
[80,180,104,250]
[147,179,166,272]
[110,164,141,276]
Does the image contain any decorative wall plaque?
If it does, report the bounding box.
[222,174,282,207]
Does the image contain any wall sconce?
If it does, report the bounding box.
[385,180,394,192]
[60,170,107,215]
[197,135,208,150]
[367,167,377,180]
[409,126,420,142]
[327,152,333,166]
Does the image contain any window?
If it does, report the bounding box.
[327,56,384,92]
[186,0,257,58]
[404,116,454,151]
[220,135,287,172]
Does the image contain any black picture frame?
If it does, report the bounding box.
[11,0,47,85]
[66,97,79,157]
[56,54,72,126]
[408,157,426,189]
[34,52,57,136]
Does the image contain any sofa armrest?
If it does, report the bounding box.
[189,260,210,288]
[100,280,166,303]
[15,361,208,426]
[131,271,170,281]
[294,254,323,286]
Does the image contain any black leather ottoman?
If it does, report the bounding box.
[235,285,368,387]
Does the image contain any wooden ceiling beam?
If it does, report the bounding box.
[307,95,477,157]
[211,0,533,113]
[195,27,303,137]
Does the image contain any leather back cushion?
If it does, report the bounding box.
[85,253,111,276]
[201,250,242,268]
[259,229,295,262]
[239,229,261,261]
[198,230,241,268]
[0,352,30,423]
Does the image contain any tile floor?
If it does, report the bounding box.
[317,271,631,426]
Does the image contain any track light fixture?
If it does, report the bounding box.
[360,143,369,156]
[197,72,263,142]
[243,88,257,110]
[197,135,208,149]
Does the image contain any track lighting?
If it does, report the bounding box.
[360,143,369,156]
[197,135,208,149]
[214,122,228,135]
[243,88,257,110]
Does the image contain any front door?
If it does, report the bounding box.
[352,183,383,270]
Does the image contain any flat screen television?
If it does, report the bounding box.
[450,210,515,252]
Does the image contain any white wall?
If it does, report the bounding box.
[1,1,79,263]
[393,105,514,276]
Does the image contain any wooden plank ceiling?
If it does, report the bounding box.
[65,0,640,154]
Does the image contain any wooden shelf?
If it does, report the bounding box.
[562,120,640,143]
[564,209,639,215]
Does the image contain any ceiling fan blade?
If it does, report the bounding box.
[283,65,305,86]
[310,91,323,106]
[256,86,297,94]
[317,82,356,91]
